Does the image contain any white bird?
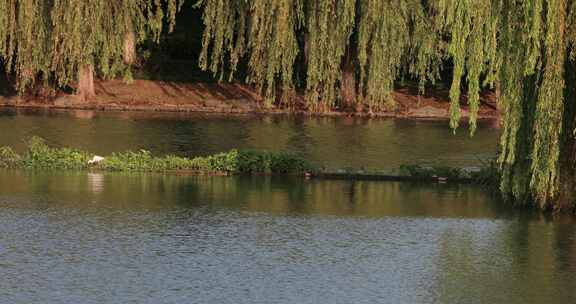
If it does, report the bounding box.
[88,155,105,165]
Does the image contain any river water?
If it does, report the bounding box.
[1,109,575,304]
[0,108,499,170]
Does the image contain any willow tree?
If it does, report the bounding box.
[0,0,52,94]
[497,0,576,211]
[0,0,182,100]
[198,0,304,107]
[198,0,576,211]
[197,0,486,116]
[305,0,356,111]
[357,0,445,111]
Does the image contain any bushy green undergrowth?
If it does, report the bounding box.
[235,150,312,174]
[0,137,314,175]
[0,146,20,168]
[98,150,203,172]
[21,137,91,170]
[97,149,312,174]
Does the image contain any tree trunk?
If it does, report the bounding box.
[124,30,136,65]
[555,61,576,212]
[0,61,13,96]
[556,137,576,211]
[341,46,357,111]
[77,64,95,102]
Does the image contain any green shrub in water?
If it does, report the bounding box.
[21,137,90,170]
[0,137,314,175]
[399,164,463,180]
[206,150,241,172]
[236,150,312,174]
[0,146,20,168]
[97,150,200,172]
[98,149,313,174]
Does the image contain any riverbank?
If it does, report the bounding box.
[0,79,499,120]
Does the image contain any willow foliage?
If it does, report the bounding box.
[430,0,500,133]
[0,0,182,93]
[198,0,576,210]
[357,0,409,109]
[496,0,575,210]
[198,0,304,106]
[305,0,356,111]
[357,0,444,110]
[198,0,248,81]
[247,0,303,105]
[0,0,52,91]
[198,0,498,121]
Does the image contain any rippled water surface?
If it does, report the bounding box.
[1,109,574,304]
[1,171,575,304]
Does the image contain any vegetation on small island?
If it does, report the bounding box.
[0,137,313,175]
[399,161,500,188]
[0,137,500,189]
[1,0,576,212]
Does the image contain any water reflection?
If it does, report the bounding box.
[87,173,105,194]
[434,216,576,304]
[0,170,510,218]
[0,108,499,170]
[0,170,575,303]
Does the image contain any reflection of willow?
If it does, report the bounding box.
[433,226,510,303]
[244,116,294,153]
[392,120,500,167]
[305,117,372,169]
[433,215,576,304]
[501,216,576,303]
[87,172,104,193]
[285,117,315,160]
[182,118,250,155]
[199,178,507,218]
[338,181,508,218]
[0,171,505,218]
[0,110,500,173]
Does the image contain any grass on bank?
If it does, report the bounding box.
[0,137,314,175]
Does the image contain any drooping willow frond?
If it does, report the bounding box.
[0,0,182,92]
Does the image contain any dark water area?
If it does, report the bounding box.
[1,108,574,303]
[0,108,499,171]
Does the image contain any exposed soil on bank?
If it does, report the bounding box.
[0,79,499,120]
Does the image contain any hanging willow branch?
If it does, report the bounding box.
[0,0,182,93]
[529,0,568,206]
[246,0,303,105]
[357,0,409,110]
[304,0,356,111]
[198,0,248,81]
